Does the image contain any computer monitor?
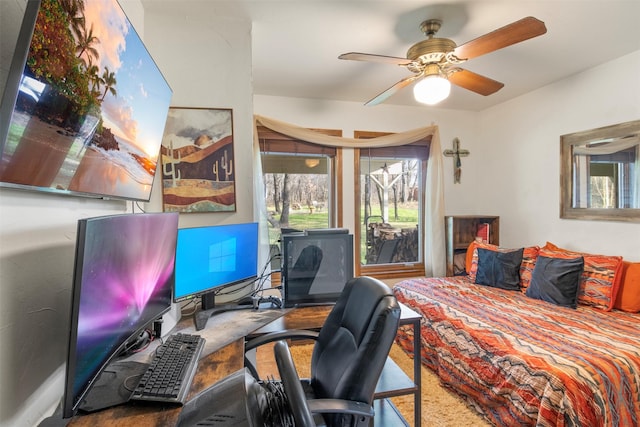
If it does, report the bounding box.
[282,230,354,307]
[174,222,259,308]
[62,212,179,419]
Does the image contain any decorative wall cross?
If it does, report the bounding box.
[443,137,470,183]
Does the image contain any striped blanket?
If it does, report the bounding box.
[393,276,640,427]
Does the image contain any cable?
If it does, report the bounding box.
[215,252,281,299]
[123,373,144,392]
[261,377,294,427]
[179,299,199,317]
[135,201,147,213]
[117,329,154,357]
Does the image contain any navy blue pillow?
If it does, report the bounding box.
[475,247,524,291]
[526,255,584,308]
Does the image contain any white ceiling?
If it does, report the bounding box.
[142,0,640,111]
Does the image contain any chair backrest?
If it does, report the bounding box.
[309,276,401,405]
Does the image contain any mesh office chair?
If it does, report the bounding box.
[244,276,401,427]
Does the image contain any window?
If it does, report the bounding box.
[258,126,343,274]
[578,147,638,208]
[354,131,429,279]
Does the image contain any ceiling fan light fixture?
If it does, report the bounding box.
[413,74,451,105]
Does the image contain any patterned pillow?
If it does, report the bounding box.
[465,241,477,274]
[468,242,499,281]
[468,242,539,291]
[518,246,540,292]
[540,243,623,311]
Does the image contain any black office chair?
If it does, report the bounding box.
[244,276,401,427]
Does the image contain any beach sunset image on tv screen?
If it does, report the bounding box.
[0,0,172,201]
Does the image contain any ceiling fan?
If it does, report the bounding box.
[339,16,547,106]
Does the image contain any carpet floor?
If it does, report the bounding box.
[256,342,492,426]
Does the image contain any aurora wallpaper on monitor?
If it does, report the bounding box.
[63,212,179,418]
[0,0,172,201]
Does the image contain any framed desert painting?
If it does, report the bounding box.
[160,108,236,212]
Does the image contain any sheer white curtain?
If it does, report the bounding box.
[251,124,274,288]
[252,115,446,277]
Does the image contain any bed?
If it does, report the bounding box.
[392,243,640,427]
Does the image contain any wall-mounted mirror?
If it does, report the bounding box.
[560,120,640,222]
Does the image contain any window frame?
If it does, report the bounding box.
[354,131,427,279]
[257,126,344,283]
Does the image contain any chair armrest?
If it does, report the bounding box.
[245,329,319,352]
[274,340,316,427]
[244,330,319,381]
[306,399,374,418]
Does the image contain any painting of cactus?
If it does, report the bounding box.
[160,108,236,212]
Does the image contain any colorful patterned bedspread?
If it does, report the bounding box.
[393,276,640,427]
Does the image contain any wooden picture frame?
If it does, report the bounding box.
[560,119,640,222]
[160,107,236,212]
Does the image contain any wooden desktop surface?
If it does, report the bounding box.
[249,303,419,337]
[67,307,286,427]
[67,339,243,427]
[67,303,420,426]
[248,305,332,336]
[67,306,331,426]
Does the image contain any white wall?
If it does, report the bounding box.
[0,2,255,426]
[477,50,640,260]
[142,5,255,229]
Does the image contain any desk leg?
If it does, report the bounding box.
[412,318,421,426]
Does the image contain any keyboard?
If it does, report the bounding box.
[130,333,205,405]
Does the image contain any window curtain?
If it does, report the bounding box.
[252,114,446,277]
[252,125,274,289]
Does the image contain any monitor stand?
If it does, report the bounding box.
[194,292,283,331]
[78,360,149,413]
[194,293,253,331]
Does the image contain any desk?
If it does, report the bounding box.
[68,339,243,426]
[68,308,284,427]
[68,303,421,426]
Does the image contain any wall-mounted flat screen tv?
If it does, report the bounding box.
[0,0,172,201]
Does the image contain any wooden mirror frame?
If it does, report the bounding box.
[560,119,640,223]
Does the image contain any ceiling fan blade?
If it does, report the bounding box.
[365,74,420,106]
[452,17,547,60]
[449,69,504,96]
[339,52,412,66]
